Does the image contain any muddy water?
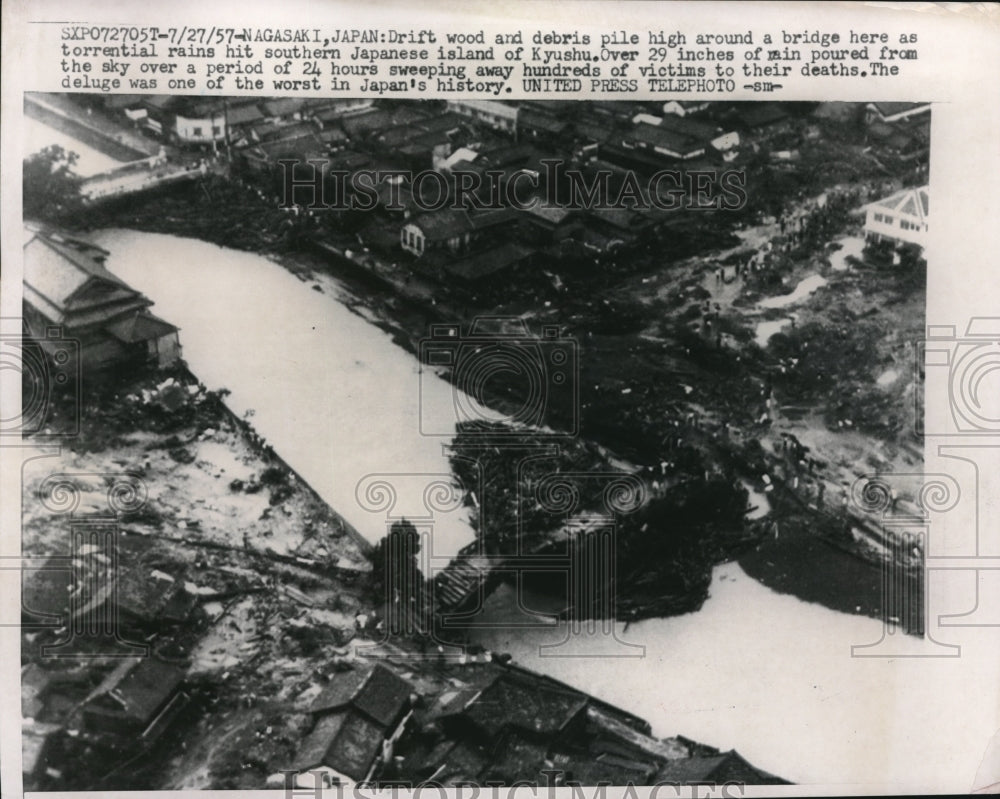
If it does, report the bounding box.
[25,116,124,177]
[92,229,476,561]
[468,565,994,789]
[93,230,993,792]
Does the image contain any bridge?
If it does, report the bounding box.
[80,156,203,202]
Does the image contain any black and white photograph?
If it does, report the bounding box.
[4,2,1000,797]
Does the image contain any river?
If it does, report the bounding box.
[92,229,477,562]
[25,116,124,177]
[92,230,994,792]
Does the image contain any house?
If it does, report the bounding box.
[398,664,789,788]
[225,101,266,130]
[442,672,589,747]
[23,223,181,371]
[308,98,374,122]
[138,95,181,136]
[446,99,519,134]
[865,102,931,124]
[736,103,792,134]
[292,664,415,786]
[520,205,579,243]
[864,185,929,250]
[517,108,572,143]
[590,100,645,123]
[866,121,928,161]
[174,99,227,146]
[444,242,535,283]
[261,97,308,121]
[133,97,229,147]
[114,566,198,629]
[81,657,188,741]
[401,210,474,256]
[620,123,705,161]
[657,114,740,153]
[340,106,432,142]
[21,550,193,636]
[21,553,108,628]
[435,146,480,174]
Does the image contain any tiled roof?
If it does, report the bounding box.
[868,185,929,223]
[310,664,412,728]
[624,123,704,157]
[445,243,533,281]
[408,209,474,241]
[293,708,385,781]
[105,311,177,345]
[93,657,185,724]
[462,674,588,739]
[739,103,790,128]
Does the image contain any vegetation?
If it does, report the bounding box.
[23,145,85,224]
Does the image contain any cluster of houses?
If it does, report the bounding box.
[89,94,931,287]
[288,660,787,788]
[90,95,808,286]
[20,546,198,789]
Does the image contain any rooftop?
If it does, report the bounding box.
[445,243,534,281]
[406,209,474,241]
[461,674,588,740]
[87,657,185,724]
[868,185,929,222]
[293,708,385,781]
[310,664,413,728]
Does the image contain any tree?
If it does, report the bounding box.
[23,145,85,223]
[369,519,428,634]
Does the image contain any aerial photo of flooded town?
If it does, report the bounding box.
[19,92,932,790]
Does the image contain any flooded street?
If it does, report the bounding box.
[759,273,829,309]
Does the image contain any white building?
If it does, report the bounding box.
[446,99,518,134]
[864,185,929,250]
[174,113,226,145]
